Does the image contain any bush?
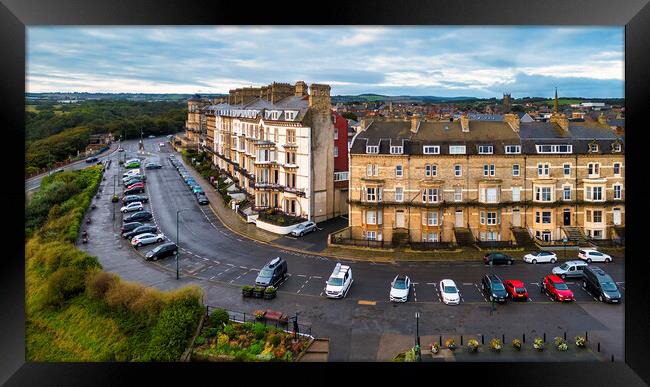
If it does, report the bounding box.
[248,342,263,355]
[204,327,220,338]
[208,308,230,328]
[533,337,544,351]
[489,338,502,351]
[575,336,586,348]
[252,323,267,340]
[194,336,206,346]
[222,324,237,339]
[444,338,456,350]
[466,338,480,352]
[269,334,281,347]
[86,271,118,300]
[512,338,522,350]
[43,266,87,308]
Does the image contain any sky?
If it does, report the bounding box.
[27,26,624,98]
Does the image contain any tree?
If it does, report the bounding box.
[340,112,358,121]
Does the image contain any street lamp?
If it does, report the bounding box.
[415,311,421,362]
[112,174,116,220]
[176,208,192,280]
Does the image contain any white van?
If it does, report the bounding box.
[325,263,353,298]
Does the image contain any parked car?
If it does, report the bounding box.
[503,280,528,301]
[439,279,461,305]
[122,224,158,239]
[159,142,165,147]
[145,162,162,169]
[121,221,143,233]
[127,182,145,190]
[123,169,140,178]
[290,221,317,237]
[483,252,514,265]
[122,195,149,204]
[523,250,557,264]
[125,161,141,169]
[123,178,143,187]
[578,249,612,263]
[255,257,288,287]
[542,275,574,302]
[192,185,204,194]
[131,232,165,247]
[196,192,209,205]
[145,242,178,261]
[148,135,155,138]
[120,201,144,213]
[552,260,588,279]
[389,275,411,302]
[124,186,145,195]
[124,210,153,223]
[85,156,98,163]
[581,266,621,303]
[324,263,353,299]
[481,274,508,303]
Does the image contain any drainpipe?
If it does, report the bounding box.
[308,126,312,222]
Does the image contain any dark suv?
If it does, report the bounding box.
[483,252,514,265]
[124,210,153,223]
[582,266,621,304]
[481,274,508,302]
[122,195,149,204]
[145,242,178,261]
[122,224,158,239]
[121,221,143,233]
[124,186,145,195]
[255,257,288,287]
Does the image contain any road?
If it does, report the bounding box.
[75,136,626,361]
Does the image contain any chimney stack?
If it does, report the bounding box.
[308,84,331,112]
[410,115,419,133]
[550,112,570,132]
[460,113,470,132]
[295,81,308,97]
[598,113,608,126]
[504,113,520,133]
[359,118,367,132]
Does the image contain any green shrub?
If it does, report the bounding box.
[222,324,237,339]
[248,343,263,355]
[252,323,267,340]
[204,327,220,338]
[269,334,281,347]
[208,308,230,328]
[85,270,118,300]
[43,266,87,308]
[194,336,206,346]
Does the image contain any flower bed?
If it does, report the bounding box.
[191,309,309,362]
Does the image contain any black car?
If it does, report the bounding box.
[124,210,153,223]
[122,224,158,239]
[255,257,288,287]
[145,242,178,261]
[481,274,508,302]
[85,156,98,163]
[122,195,149,204]
[124,186,145,195]
[582,266,622,304]
[196,192,209,205]
[121,221,143,233]
[483,252,514,265]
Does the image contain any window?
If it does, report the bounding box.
[536,144,573,154]
[366,164,378,177]
[538,163,550,177]
[395,187,403,202]
[480,211,485,225]
[422,232,439,242]
[563,186,571,200]
[563,163,571,176]
[613,163,621,176]
[512,164,520,177]
[366,210,377,224]
[422,211,438,226]
[487,212,497,225]
[542,211,551,224]
[285,111,297,121]
[586,210,592,222]
[586,186,603,201]
[395,165,403,177]
[589,143,599,153]
[613,184,621,200]
[593,210,603,223]
[587,163,600,176]
[449,145,466,154]
[483,164,495,177]
[334,128,338,140]
[390,146,403,154]
[366,187,376,201]
[478,145,493,154]
[535,211,540,224]
[422,188,439,203]
[505,145,521,154]
[423,145,440,154]
[286,129,296,143]
[334,171,349,181]
[480,187,498,203]
[333,147,338,157]
[454,187,463,202]
[512,187,521,202]
[454,164,462,177]
[425,164,436,177]
[366,145,379,154]
[535,186,552,202]
[366,231,376,240]
[612,143,622,153]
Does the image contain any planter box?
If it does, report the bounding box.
[263,291,276,300]
[242,289,253,297]
[253,289,264,298]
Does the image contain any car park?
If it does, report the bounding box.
[124,186,145,195]
[483,252,514,265]
[122,195,149,204]
[290,221,317,237]
[145,242,178,261]
[542,275,574,302]
[581,266,621,303]
[122,224,158,239]
[389,275,410,302]
[324,263,353,299]
[120,201,144,213]
[131,232,165,247]
[481,274,508,302]
[255,257,288,287]
[439,279,461,305]
[121,221,143,233]
[523,250,557,264]
[196,192,209,205]
[503,280,528,301]
[124,210,153,223]
[578,249,612,263]
[145,162,162,169]
[127,182,145,190]
[552,260,588,279]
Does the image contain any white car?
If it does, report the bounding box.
[131,233,165,248]
[389,275,410,302]
[324,263,353,298]
[123,169,141,178]
[159,142,165,147]
[578,249,612,263]
[439,279,461,305]
[523,251,558,264]
[121,202,144,213]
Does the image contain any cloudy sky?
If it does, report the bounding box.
[27,26,624,98]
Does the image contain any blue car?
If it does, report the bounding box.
[192,185,204,194]
[186,180,197,187]
[185,177,196,185]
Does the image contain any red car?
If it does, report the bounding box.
[127,182,145,190]
[542,275,574,302]
[504,280,528,301]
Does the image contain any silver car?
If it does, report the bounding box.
[290,222,317,237]
[131,233,165,248]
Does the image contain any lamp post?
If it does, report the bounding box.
[112,174,116,220]
[563,237,568,260]
[176,208,191,280]
[415,311,421,362]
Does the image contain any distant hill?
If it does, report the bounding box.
[332,94,479,104]
[26,92,228,103]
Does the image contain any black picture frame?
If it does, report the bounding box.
[2,0,649,385]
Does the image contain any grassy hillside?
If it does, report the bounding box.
[26,166,204,361]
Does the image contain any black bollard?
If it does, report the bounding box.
[586,331,588,341]
[502,334,505,343]
[564,332,567,341]
[439,336,442,346]
[523,333,526,343]
[481,335,484,345]
[461,335,463,345]
[543,333,546,343]
[598,342,600,352]
[611,355,614,363]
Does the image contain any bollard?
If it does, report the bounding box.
[586,331,588,341]
[598,342,600,352]
[460,335,463,345]
[440,336,442,346]
[543,333,546,343]
[502,334,505,343]
[611,355,614,363]
[564,332,567,341]
[523,333,526,343]
[481,335,484,345]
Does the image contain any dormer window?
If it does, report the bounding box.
[285,111,297,121]
[505,145,521,154]
[390,146,403,154]
[612,142,622,153]
[423,145,440,154]
[478,145,493,154]
[589,143,599,153]
[449,145,466,155]
[366,145,379,154]
[536,144,572,154]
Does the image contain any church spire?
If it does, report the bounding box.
[553,87,559,113]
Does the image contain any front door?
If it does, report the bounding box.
[613,208,621,225]
[455,210,463,227]
[512,209,521,227]
[563,209,571,226]
[395,211,405,228]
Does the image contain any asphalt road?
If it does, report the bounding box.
[76,136,626,361]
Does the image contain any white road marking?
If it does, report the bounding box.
[475,284,488,302]
[312,276,322,279]
[226,263,234,266]
[239,266,247,269]
[426,282,436,285]
[462,282,474,286]
[297,274,307,277]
